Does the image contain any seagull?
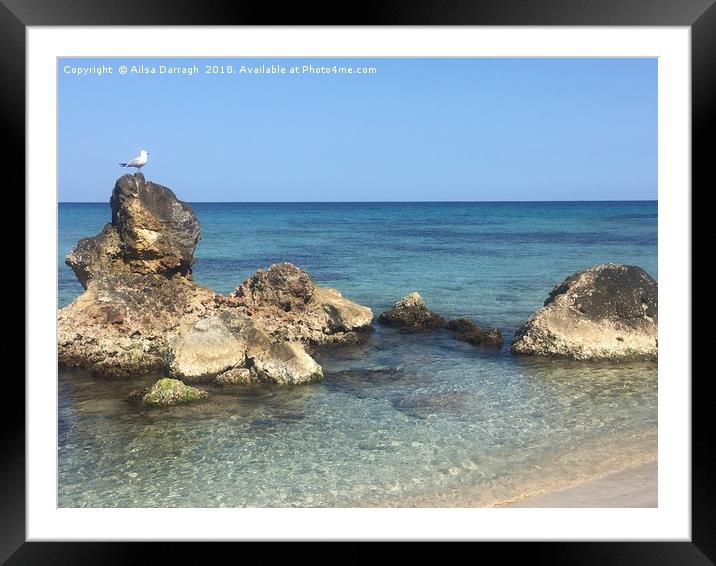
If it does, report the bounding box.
[119,149,150,172]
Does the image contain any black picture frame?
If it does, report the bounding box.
[8,0,708,562]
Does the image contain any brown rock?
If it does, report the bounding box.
[233,263,373,345]
[378,292,446,330]
[446,318,503,347]
[58,272,216,378]
[66,173,200,288]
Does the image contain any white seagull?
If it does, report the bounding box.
[119,149,150,172]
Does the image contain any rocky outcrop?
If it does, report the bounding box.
[129,378,208,407]
[378,293,503,348]
[59,173,371,384]
[511,263,658,360]
[378,292,447,330]
[232,262,373,345]
[66,173,200,288]
[58,177,216,378]
[446,318,503,347]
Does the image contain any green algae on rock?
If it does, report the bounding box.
[129,378,208,407]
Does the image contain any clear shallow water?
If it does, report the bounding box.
[58,201,657,507]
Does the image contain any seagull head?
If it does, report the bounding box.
[140,149,149,156]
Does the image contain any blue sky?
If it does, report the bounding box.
[58,58,657,202]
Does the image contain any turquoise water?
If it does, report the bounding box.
[58,201,658,507]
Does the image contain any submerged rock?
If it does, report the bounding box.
[324,367,410,398]
[59,174,369,384]
[391,390,471,419]
[128,378,208,407]
[378,292,446,330]
[446,318,503,347]
[233,262,373,345]
[511,263,658,360]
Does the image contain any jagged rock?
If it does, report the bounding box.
[66,173,200,288]
[234,261,314,312]
[59,174,370,384]
[378,292,446,329]
[233,263,373,344]
[446,318,503,347]
[65,224,123,289]
[167,310,322,385]
[128,378,208,407]
[511,263,658,360]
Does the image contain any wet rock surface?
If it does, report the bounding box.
[128,378,208,407]
[378,293,503,349]
[378,292,447,330]
[446,318,503,347]
[511,263,658,360]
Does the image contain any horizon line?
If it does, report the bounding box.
[58,199,658,204]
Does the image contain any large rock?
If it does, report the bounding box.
[378,292,446,330]
[167,310,322,385]
[511,263,658,360]
[59,175,369,383]
[232,262,373,344]
[66,173,200,288]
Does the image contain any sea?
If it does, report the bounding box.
[58,201,658,507]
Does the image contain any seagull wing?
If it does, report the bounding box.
[125,156,142,166]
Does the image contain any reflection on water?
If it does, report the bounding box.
[59,327,657,508]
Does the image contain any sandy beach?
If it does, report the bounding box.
[505,460,657,508]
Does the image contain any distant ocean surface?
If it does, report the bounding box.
[58,201,658,507]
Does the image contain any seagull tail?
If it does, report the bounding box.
[119,163,127,167]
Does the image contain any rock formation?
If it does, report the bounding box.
[232,262,373,345]
[378,292,504,348]
[446,318,503,347]
[378,292,447,329]
[58,173,372,384]
[511,263,658,360]
[66,173,200,288]
[128,378,208,407]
